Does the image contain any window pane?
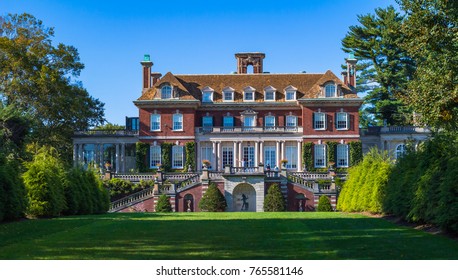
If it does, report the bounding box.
[173,114,183,130]
[172,146,184,168]
[150,146,161,168]
[224,91,233,101]
[396,144,406,159]
[264,146,276,168]
[336,113,348,129]
[285,145,297,169]
[286,91,295,100]
[314,113,326,129]
[201,143,212,169]
[286,116,297,127]
[243,146,255,167]
[222,146,233,167]
[325,84,336,97]
[161,86,172,99]
[223,116,234,127]
[265,116,275,127]
[314,144,326,168]
[245,92,253,100]
[337,144,349,167]
[151,114,160,131]
[203,92,212,102]
[265,91,274,100]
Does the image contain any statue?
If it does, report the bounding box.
[241,194,249,211]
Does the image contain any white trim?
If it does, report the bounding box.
[302,135,360,139]
[264,85,276,102]
[139,136,196,140]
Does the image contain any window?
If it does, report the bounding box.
[264,146,276,168]
[161,85,172,99]
[286,91,296,101]
[244,91,254,101]
[150,114,160,131]
[325,83,336,97]
[265,91,275,101]
[202,116,213,128]
[337,144,349,167]
[286,115,297,127]
[222,146,233,167]
[314,144,326,168]
[243,146,255,167]
[285,144,298,169]
[336,112,349,130]
[223,91,234,102]
[313,112,326,130]
[172,145,184,169]
[150,145,161,168]
[265,115,275,129]
[395,144,406,159]
[173,113,183,131]
[223,116,234,127]
[201,143,212,169]
[202,91,213,102]
[243,115,255,131]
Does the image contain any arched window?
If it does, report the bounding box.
[161,85,172,99]
[395,144,406,159]
[150,145,161,168]
[325,83,336,97]
[336,144,349,167]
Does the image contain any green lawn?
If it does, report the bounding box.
[0,212,457,260]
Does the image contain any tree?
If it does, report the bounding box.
[199,182,227,212]
[342,6,416,126]
[0,13,105,163]
[156,194,173,212]
[263,184,285,212]
[317,196,333,212]
[396,0,458,131]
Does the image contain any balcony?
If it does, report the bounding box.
[196,126,303,134]
[360,126,431,136]
[74,129,139,137]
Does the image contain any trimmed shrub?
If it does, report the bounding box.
[0,157,27,221]
[263,184,285,212]
[104,178,137,202]
[161,143,173,172]
[156,194,173,212]
[317,196,333,212]
[184,142,196,171]
[199,182,227,212]
[136,142,149,172]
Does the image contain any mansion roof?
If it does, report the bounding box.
[137,70,358,103]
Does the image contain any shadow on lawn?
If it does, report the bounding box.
[2,213,458,260]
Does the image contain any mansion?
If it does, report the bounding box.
[73,52,364,212]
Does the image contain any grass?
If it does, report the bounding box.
[0,212,457,260]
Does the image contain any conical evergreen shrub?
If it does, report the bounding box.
[199,182,227,212]
[263,184,285,212]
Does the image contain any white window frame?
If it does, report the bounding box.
[202,91,213,102]
[336,112,349,130]
[161,85,172,99]
[336,144,349,167]
[264,115,275,128]
[172,145,184,169]
[285,144,298,169]
[173,113,183,131]
[324,83,336,98]
[150,114,161,131]
[314,144,326,168]
[243,86,255,102]
[285,90,296,101]
[223,91,234,102]
[150,145,161,169]
[223,116,234,127]
[222,146,234,167]
[264,146,276,168]
[200,143,213,169]
[286,115,297,128]
[313,112,326,130]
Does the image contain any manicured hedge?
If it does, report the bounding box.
[264,184,285,212]
[317,196,333,212]
[199,182,227,212]
[0,156,27,222]
[156,194,173,212]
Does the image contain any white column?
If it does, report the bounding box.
[78,144,84,163]
[259,141,264,164]
[73,144,78,166]
[254,141,259,167]
[99,144,104,168]
[121,143,126,173]
[276,141,281,168]
[115,144,120,173]
[297,141,302,171]
[280,141,285,162]
[238,141,243,167]
[233,141,238,167]
[217,141,222,171]
[212,141,217,169]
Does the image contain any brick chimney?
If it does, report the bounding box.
[345,53,358,91]
[235,52,265,74]
[140,54,153,89]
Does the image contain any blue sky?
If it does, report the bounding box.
[1,0,396,125]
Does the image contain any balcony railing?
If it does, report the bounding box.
[74,129,138,136]
[360,126,431,136]
[196,126,303,134]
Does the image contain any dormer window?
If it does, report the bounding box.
[223,87,235,102]
[284,85,297,101]
[243,86,255,102]
[202,86,214,103]
[264,86,276,101]
[324,83,336,97]
[161,85,172,99]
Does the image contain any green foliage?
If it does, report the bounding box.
[0,13,105,164]
[342,6,415,126]
[263,184,285,212]
[94,123,125,130]
[337,148,391,214]
[161,143,173,172]
[317,196,333,212]
[349,141,363,166]
[397,0,458,130]
[104,178,146,202]
[199,182,227,212]
[327,141,338,165]
[184,142,196,171]
[302,142,314,171]
[0,156,27,222]
[155,194,173,212]
[135,142,149,172]
[23,146,67,217]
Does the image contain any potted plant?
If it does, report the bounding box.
[280,159,288,168]
[202,159,211,169]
